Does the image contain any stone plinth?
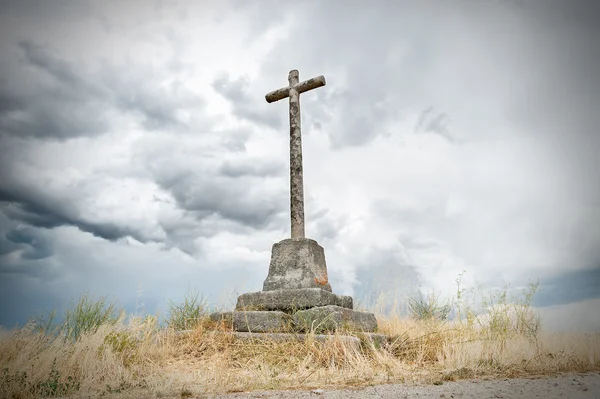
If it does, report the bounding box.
[262,239,332,292]
[293,305,378,333]
[236,288,352,312]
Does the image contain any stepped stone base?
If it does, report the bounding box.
[294,305,378,333]
[208,238,378,337]
[236,288,353,312]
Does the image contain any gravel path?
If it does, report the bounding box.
[210,372,600,399]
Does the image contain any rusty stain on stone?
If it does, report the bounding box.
[314,276,329,286]
[265,70,326,239]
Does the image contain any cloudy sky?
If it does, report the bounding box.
[0,0,598,331]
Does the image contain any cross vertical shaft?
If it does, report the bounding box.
[265,70,326,240]
[288,70,304,239]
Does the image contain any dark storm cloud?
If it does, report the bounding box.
[533,267,600,307]
[151,166,287,231]
[533,0,600,31]
[19,41,102,98]
[0,128,285,259]
[0,40,207,140]
[0,36,215,253]
[4,226,53,260]
[0,91,23,114]
[0,213,52,260]
[0,195,147,244]
[0,0,93,20]
[0,41,110,139]
[130,131,291,233]
[0,276,62,329]
[0,213,65,282]
[0,150,160,244]
[0,179,268,328]
[212,74,282,129]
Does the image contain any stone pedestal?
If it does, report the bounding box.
[209,238,379,336]
[263,238,332,292]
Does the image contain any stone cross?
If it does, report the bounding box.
[265,70,326,240]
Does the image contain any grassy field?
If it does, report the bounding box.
[1,279,599,398]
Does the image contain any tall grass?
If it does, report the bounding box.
[62,294,121,342]
[0,276,598,398]
[30,293,120,342]
[408,291,451,321]
[165,288,208,331]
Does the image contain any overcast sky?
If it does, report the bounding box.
[0,0,598,332]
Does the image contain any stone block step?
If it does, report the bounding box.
[210,306,376,334]
[218,331,388,348]
[236,288,352,312]
[293,305,378,333]
[177,330,389,350]
[210,311,292,333]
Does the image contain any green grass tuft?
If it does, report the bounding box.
[165,288,208,331]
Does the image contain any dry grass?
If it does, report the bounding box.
[1,292,599,398]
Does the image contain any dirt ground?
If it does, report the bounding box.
[207,372,600,399]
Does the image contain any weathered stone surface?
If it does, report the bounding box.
[236,288,352,312]
[265,70,326,239]
[197,331,388,348]
[265,74,326,103]
[209,311,232,324]
[263,239,332,292]
[293,305,378,333]
[210,311,292,333]
[226,332,387,347]
[288,70,304,240]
